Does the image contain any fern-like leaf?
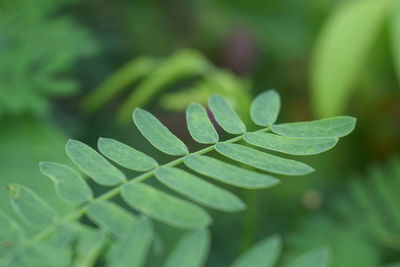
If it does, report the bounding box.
[1,89,355,266]
[334,155,400,250]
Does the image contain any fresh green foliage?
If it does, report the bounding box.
[209,94,247,134]
[215,143,314,176]
[74,227,107,267]
[0,212,24,259]
[86,201,137,240]
[334,156,400,250]
[8,184,57,227]
[244,133,338,155]
[250,90,281,127]
[231,235,281,267]
[286,155,400,267]
[155,167,246,212]
[163,228,210,267]
[286,248,331,267]
[66,140,127,186]
[108,217,153,267]
[186,103,219,144]
[98,138,158,172]
[287,216,378,267]
[83,50,252,124]
[271,117,356,138]
[0,90,355,266]
[231,235,331,267]
[184,155,279,189]
[121,183,212,229]
[311,0,396,117]
[83,57,157,113]
[0,120,73,218]
[133,108,189,156]
[391,0,400,84]
[39,162,93,204]
[0,0,98,117]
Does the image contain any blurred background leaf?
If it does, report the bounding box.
[311,0,390,117]
[1,0,400,265]
[0,0,98,117]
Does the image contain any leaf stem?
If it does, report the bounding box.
[14,127,270,260]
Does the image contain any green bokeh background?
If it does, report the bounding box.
[1,0,399,266]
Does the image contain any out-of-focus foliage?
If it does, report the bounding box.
[0,0,399,266]
[83,49,252,124]
[286,155,400,267]
[311,0,398,117]
[0,0,98,117]
[287,216,379,267]
[0,120,72,217]
[335,156,400,251]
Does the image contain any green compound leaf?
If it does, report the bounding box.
[133,108,189,156]
[231,235,282,267]
[272,116,356,138]
[286,247,332,267]
[121,183,212,229]
[87,201,136,240]
[98,138,158,172]
[7,184,57,227]
[155,167,246,212]
[250,90,281,126]
[163,228,210,267]
[65,140,126,186]
[39,162,93,204]
[216,143,314,176]
[186,103,219,144]
[109,216,153,267]
[244,133,338,155]
[0,89,357,264]
[208,94,246,134]
[184,155,279,189]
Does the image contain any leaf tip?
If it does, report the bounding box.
[38,162,51,175]
[38,161,46,169]
[97,137,109,146]
[65,139,78,149]
[6,184,19,198]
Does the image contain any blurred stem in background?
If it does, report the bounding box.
[1,0,400,265]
